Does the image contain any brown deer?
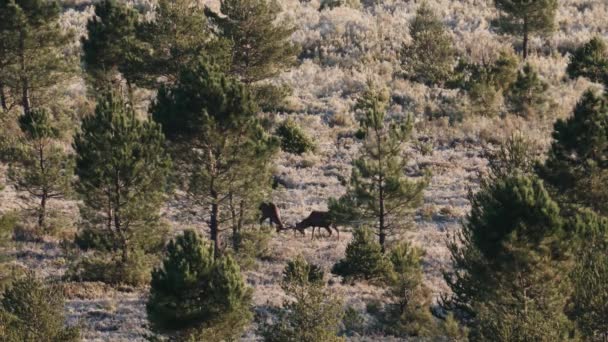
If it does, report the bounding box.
[295,211,339,239]
[259,202,285,232]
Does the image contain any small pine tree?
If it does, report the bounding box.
[401,2,456,86]
[147,230,252,339]
[492,0,557,59]
[443,175,572,339]
[260,257,344,342]
[381,241,436,337]
[538,90,608,215]
[454,50,519,117]
[73,92,171,267]
[275,119,315,155]
[329,84,428,252]
[505,63,549,117]
[205,0,299,85]
[567,37,608,86]
[0,273,79,341]
[331,227,392,282]
[8,109,73,232]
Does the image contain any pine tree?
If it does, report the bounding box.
[492,0,558,59]
[538,90,608,215]
[505,63,549,117]
[73,92,171,265]
[8,109,73,231]
[0,273,79,341]
[204,0,299,85]
[147,230,252,339]
[260,257,344,342]
[566,210,608,341]
[401,2,456,86]
[135,0,231,87]
[443,175,572,339]
[329,85,428,252]
[452,50,518,117]
[0,0,76,114]
[382,241,436,337]
[331,227,392,282]
[567,37,608,86]
[151,59,278,257]
[82,0,143,90]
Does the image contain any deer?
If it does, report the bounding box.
[259,202,285,232]
[295,211,339,240]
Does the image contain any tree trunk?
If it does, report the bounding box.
[19,30,31,115]
[522,18,529,60]
[210,190,221,259]
[38,193,46,230]
[37,141,46,230]
[0,83,8,112]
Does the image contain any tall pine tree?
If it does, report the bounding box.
[329,85,428,252]
[8,109,73,231]
[73,92,171,264]
[538,90,608,215]
[492,0,557,59]
[205,0,299,85]
[152,59,278,257]
[443,175,572,340]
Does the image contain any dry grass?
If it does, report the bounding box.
[1,0,606,340]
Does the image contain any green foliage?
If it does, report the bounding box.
[566,210,608,340]
[283,255,324,286]
[152,59,278,255]
[492,0,557,58]
[73,92,171,269]
[66,249,154,286]
[486,134,537,180]
[135,0,230,87]
[329,84,428,251]
[443,175,572,339]
[332,227,392,282]
[401,2,456,86]
[260,257,344,342]
[82,0,143,88]
[275,119,315,155]
[233,226,273,270]
[440,313,468,342]
[380,242,436,337]
[251,83,293,112]
[147,230,252,338]
[451,50,519,117]
[0,273,79,341]
[567,37,608,86]
[0,0,76,114]
[205,0,299,85]
[8,109,73,232]
[538,90,608,215]
[342,306,365,335]
[505,63,549,117]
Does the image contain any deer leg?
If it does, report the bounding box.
[334,225,339,240]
